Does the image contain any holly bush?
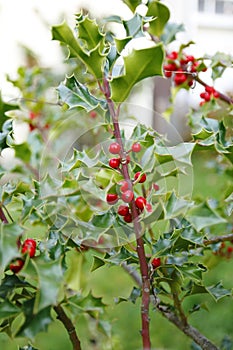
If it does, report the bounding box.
[0,1,233,349]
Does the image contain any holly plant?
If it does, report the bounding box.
[0,1,233,350]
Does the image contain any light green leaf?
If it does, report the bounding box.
[13,142,31,163]
[207,282,232,301]
[91,255,105,272]
[147,1,170,37]
[0,223,24,274]
[33,257,64,312]
[51,21,105,79]
[110,44,164,102]
[122,0,141,12]
[186,202,226,231]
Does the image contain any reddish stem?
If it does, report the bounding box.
[0,207,8,223]
[103,78,151,350]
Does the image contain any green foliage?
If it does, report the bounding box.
[0,1,233,349]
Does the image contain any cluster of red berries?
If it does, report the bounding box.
[213,241,233,259]
[199,85,220,106]
[9,238,37,273]
[163,50,206,87]
[106,141,156,223]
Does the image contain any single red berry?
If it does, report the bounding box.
[167,51,178,60]
[132,143,141,153]
[200,91,211,101]
[164,70,172,78]
[174,71,187,85]
[227,246,233,254]
[145,203,152,212]
[213,90,220,98]
[118,180,129,193]
[186,55,195,62]
[124,213,133,223]
[21,239,37,258]
[205,86,214,94]
[121,190,134,203]
[9,258,25,273]
[135,196,147,210]
[163,63,177,72]
[153,183,160,191]
[106,193,119,205]
[89,110,97,118]
[109,158,121,169]
[134,172,147,183]
[151,257,161,269]
[109,142,121,154]
[118,205,130,216]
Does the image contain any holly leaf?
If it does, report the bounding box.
[0,223,24,274]
[57,75,104,111]
[0,119,13,152]
[122,0,141,12]
[16,300,52,339]
[0,300,21,320]
[32,257,64,312]
[147,1,170,37]
[0,92,18,129]
[186,202,226,231]
[110,44,164,102]
[51,21,106,79]
[207,281,232,301]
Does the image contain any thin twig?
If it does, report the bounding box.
[204,233,233,246]
[54,304,82,350]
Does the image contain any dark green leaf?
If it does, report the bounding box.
[0,300,21,320]
[91,255,105,272]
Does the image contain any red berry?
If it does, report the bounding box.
[164,71,172,78]
[186,55,195,62]
[213,90,220,98]
[153,183,160,191]
[121,190,134,203]
[167,51,178,60]
[200,92,210,102]
[205,86,214,94]
[109,142,121,154]
[9,258,25,273]
[163,63,177,72]
[118,180,129,193]
[89,110,97,118]
[227,246,233,253]
[174,71,187,85]
[132,143,141,153]
[29,111,38,120]
[151,257,161,269]
[109,158,120,169]
[145,203,152,212]
[124,213,133,223]
[106,193,118,205]
[21,239,37,258]
[135,196,147,210]
[118,205,130,216]
[134,172,147,183]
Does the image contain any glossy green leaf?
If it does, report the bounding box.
[51,21,106,79]
[186,202,226,231]
[147,1,170,37]
[123,13,145,39]
[207,282,232,301]
[110,44,164,102]
[0,223,24,274]
[0,274,31,299]
[0,300,21,320]
[57,75,104,111]
[122,0,141,12]
[75,13,105,51]
[33,257,64,312]
[17,300,52,339]
[91,255,105,272]
[165,192,192,219]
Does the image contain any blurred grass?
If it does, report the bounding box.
[1,150,233,349]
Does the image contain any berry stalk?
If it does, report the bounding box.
[102,78,151,350]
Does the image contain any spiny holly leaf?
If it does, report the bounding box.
[0,274,31,299]
[75,13,105,52]
[147,1,170,37]
[0,223,24,274]
[164,192,192,219]
[57,75,105,111]
[110,44,164,102]
[186,202,226,231]
[32,257,64,312]
[161,22,185,45]
[51,21,106,79]
[207,281,232,301]
[0,300,21,320]
[16,299,52,339]
[91,255,105,272]
[123,13,149,39]
[122,0,141,12]
[0,119,13,152]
